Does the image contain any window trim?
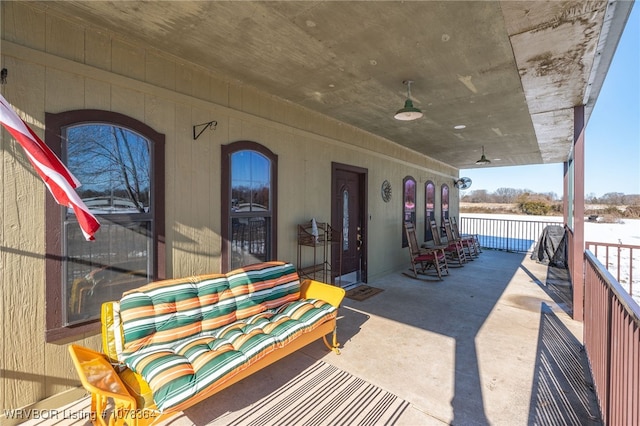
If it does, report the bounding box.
[221,141,278,272]
[441,183,450,236]
[425,180,435,242]
[44,110,165,342]
[402,175,417,248]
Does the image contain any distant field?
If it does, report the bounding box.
[460,202,628,214]
[460,202,518,212]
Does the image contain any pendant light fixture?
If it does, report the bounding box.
[394,80,423,121]
[475,146,491,165]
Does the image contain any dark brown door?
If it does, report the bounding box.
[332,163,367,284]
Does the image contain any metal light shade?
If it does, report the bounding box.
[476,146,491,165]
[394,99,423,121]
[394,80,423,121]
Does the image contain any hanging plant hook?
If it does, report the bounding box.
[193,120,217,140]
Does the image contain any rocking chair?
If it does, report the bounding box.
[430,219,466,266]
[442,218,470,263]
[445,218,478,259]
[404,221,448,280]
[451,216,481,255]
[445,218,480,259]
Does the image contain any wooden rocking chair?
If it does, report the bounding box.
[449,217,482,257]
[430,219,466,266]
[445,218,478,259]
[442,218,470,263]
[404,221,448,280]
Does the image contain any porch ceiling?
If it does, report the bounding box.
[29,1,631,170]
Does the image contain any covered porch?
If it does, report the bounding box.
[1,1,634,422]
[22,249,599,425]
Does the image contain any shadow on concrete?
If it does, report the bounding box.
[345,248,528,425]
[520,263,574,317]
[527,303,601,425]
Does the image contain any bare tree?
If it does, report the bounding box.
[469,189,489,203]
[625,194,640,205]
[66,124,150,213]
[494,187,524,203]
[601,192,626,205]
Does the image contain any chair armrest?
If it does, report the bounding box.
[300,279,346,307]
[68,344,137,407]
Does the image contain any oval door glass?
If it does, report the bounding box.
[343,189,349,251]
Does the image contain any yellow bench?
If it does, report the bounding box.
[69,262,345,425]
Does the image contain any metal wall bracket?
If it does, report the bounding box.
[193,120,217,140]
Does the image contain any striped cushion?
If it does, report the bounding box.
[117,262,337,412]
[226,262,301,319]
[119,262,300,355]
[120,274,232,355]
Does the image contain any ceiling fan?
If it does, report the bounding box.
[453,177,472,190]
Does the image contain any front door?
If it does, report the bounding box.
[332,163,367,287]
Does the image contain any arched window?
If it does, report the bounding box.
[222,141,277,271]
[45,110,165,341]
[402,176,417,248]
[425,180,435,241]
[441,183,450,236]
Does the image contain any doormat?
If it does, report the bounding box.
[345,285,384,301]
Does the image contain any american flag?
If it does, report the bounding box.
[0,94,100,240]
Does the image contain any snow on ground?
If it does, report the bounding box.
[461,213,640,305]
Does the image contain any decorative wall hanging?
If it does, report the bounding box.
[381,180,392,202]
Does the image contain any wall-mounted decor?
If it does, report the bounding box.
[381,180,392,202]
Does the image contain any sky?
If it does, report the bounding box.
[460,3,639,198]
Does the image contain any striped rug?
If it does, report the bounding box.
[225,361,409,426]
[17,361,408,426]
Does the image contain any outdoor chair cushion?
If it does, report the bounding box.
[114,262,338,412]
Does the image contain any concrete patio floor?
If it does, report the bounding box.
[302,249,601,425]
[21,249,601,425]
